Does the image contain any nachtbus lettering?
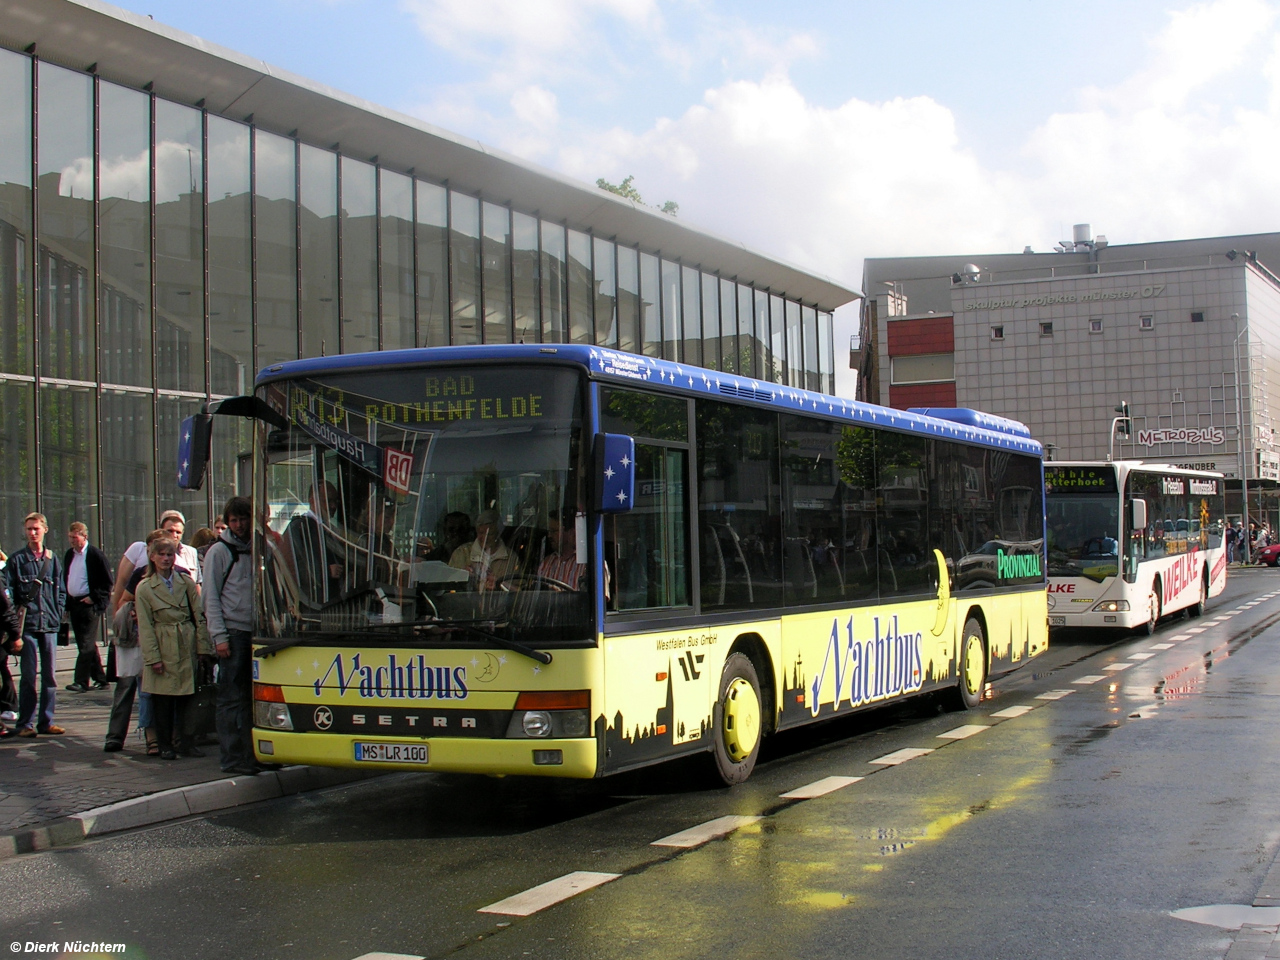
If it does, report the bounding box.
[312,653,469,700]
[996,549,1042,580]
[1163,551,1200,605]
[808,615,924,717]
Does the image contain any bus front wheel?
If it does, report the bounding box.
[1189,570,1208,618]
[1142,583,1162,635]
[711,653,763,786]
[945,618,986,712]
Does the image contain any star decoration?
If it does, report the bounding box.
[532,666,541,675]
[615,490,628,503]
[604,466,615,479]
[620,454,631,467]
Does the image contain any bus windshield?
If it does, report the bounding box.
[1046,494,1120,581]
[254,364,589,646]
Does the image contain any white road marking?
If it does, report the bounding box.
[1149,643,1175,649]
[1168,634,1193,641]
[1035,689,1076,700]
[780,776,863,799]
[989,705,1035,718]
[1185,627,1207,634]
[478,871,621,916]
[869,747,934,766]
[937,724,989,740]
[1072,675,1107,684]
[1224,609,1246,615]
[1208,617,1231,623]
[1128,652,1156,660]
[651,815,763,848]
[1103,662,1132,672]
[353,954,425,960]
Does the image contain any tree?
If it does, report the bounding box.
[596,175,679,218]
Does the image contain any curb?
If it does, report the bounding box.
[0,766,380,860]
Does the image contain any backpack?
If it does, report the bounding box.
[211,537,249,595]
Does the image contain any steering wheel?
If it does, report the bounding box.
[498,574,577,593]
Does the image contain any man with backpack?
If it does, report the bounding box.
[203,496,257,775]
[5,512,67,737]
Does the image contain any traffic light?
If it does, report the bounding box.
[1114,401,1131,438]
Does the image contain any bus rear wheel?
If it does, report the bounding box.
[711,653,763,786]
[945,618,986,712]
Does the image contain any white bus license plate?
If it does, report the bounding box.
[354,742,429,764]
[1049,616,1066,626]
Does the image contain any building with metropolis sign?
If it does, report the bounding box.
[857,227,1280,527]
[0,0,857,558]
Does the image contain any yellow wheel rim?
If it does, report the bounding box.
[722,677,761,763]
[962,634,984,697]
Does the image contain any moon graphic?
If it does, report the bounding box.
[475,652,502,682]
[931,549,951,637]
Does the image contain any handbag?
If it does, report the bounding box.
[181,580,218,738]
[111,601,139,648]
[57,610,72,646]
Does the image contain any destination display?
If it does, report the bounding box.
[1045,466,1118,493]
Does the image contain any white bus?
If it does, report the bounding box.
[1045,461,1227,633]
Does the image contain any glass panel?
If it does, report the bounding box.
[661,259,681,362]
[780,415,856,604]
[415,180,448,347]
[253,129,298,368]
[511,211,539,344]
[449,191,480,345]
[482,201,511,344]
[0,380,34,544]
[299,144,338,359]
[97,81,151,388]
[207,115,252,396]
[786,299,803,389]
[803,305,820,392]
[719,277,736,374]
[40,384,99,540]
[891,353,954,384]
[681,265,701,366]
[600,387,688,442]
[737,284,755,379]
[639,252,661,358]
[340,156,378,350]
[819,311,834,394]
[0,50,32,376]
[37,64,94,382]
[696,399,781,610]
[156,393,207,526]
[609,444,689,611]
[949,443,1047,589]
[567,228,592,344]
[540,220,566,343]
[210,414,252,521]
[593,237,616,347]
[616,245,638,354]
[754,289,771,382]
[379,169,415,350]
[771,294,787,384]
[875,432,932,600]
[832,425,879,600]
[701,273,720,371]
[154,99,204,393]
[100,390,155,561]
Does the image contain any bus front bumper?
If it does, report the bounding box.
[253,730,599,778]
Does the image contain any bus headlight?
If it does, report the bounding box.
[254,701,294,730]
[521,710,553,738]
[1093,600,1130,612]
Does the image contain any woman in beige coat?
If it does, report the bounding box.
[136,535,212,760]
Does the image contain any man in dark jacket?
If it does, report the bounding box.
[4,512,67,736]
[203,496,257,775]
[63,521,114,692]
[0,584,23,739]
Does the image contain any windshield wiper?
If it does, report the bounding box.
[256,618,553,665]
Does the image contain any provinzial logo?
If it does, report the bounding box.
[997,549,1042,579]
[1137,427,1225,446]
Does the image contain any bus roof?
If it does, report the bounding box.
[257,344,1043,456]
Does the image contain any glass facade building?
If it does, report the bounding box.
[0,26,849,560]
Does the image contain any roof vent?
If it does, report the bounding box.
[719,383,775,403]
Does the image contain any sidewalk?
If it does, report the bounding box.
[1,652,375,859]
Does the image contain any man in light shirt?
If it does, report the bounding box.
[108,509,202,615]
[63,521,114,692]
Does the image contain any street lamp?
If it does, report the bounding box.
[1232,313,1251,561]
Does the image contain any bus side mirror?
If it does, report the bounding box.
[1129,498,1147,532]
[596,433,635,514]
[177,413,214,490]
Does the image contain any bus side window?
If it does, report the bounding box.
[611,444,690,611]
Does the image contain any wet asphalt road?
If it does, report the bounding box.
[6,571,1280,960]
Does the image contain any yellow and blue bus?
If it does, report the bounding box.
[194,344,1048,784]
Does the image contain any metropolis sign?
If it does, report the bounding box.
[1136,426,1225,447]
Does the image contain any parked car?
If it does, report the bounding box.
[1255,542,1280,566]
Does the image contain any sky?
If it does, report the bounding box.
[113,0,1280,393]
